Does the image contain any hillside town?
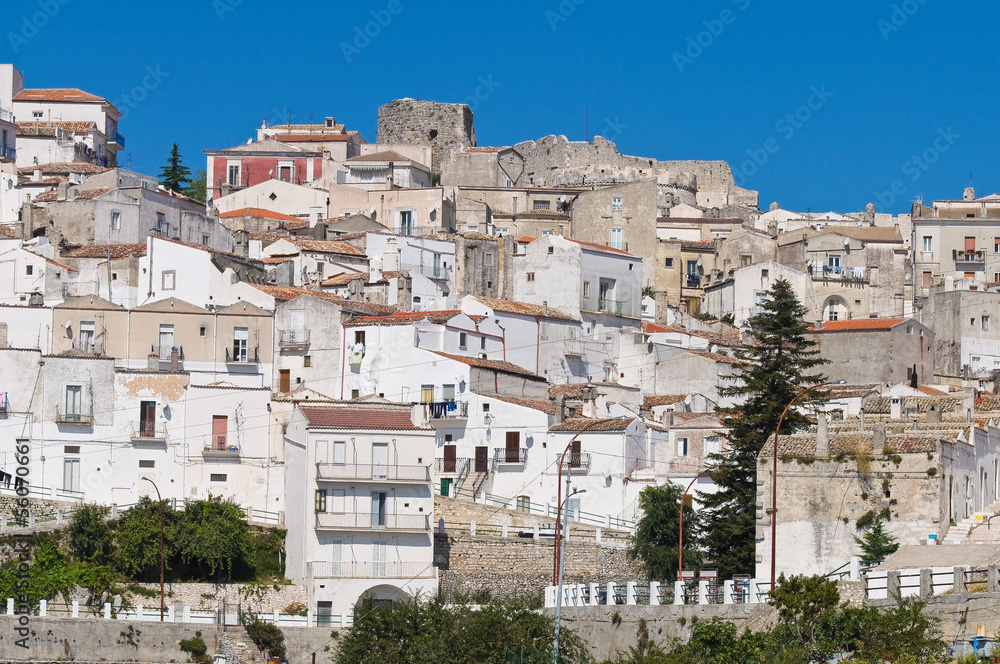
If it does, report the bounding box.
[3,58,1000,661]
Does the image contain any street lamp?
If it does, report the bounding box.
[553,418,608,585]
[678,461,738,581]
[552,488,585,664]
[140,476,165,622]
[769,382,830,587]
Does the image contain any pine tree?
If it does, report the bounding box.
[159,143,191,193]
[854,517,899,561]
[697,278,829,579]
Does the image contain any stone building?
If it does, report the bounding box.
[809,317,935,386]
[919,288,1000,381]
[377,99,475,174]
[441,146,525,188]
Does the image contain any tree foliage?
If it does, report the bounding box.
[698,278,828,578]
[159,143,191,193]
[854,516,899,562]
[628,483,699,581]
[336,596,589,664]
[244,612,286,659]
[68,503,112,565]
[185,169,207,202]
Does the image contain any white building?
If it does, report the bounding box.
[284,400,437,621]
[341,151,432,190]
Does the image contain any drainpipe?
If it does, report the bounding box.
[339,322,347,399]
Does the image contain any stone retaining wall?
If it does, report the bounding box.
[125,582,308,613]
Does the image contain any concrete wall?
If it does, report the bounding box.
[921,289,1000,378]
[811,321,935,385]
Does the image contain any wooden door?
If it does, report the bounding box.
[570,440,582,468]
[443,445,457,473]
[475,446,488,473]
[279,369,290,393]
[505,431,520,463]
[212,415,228,450]
[140,401,155,437]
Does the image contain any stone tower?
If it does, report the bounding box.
[377,99,476,174]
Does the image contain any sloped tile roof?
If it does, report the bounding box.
[431,351,542,379]
[33,187,114,202]
[346,150,412,163]
[63,243,147,259]
[321,271,404,287]
[14,88,106,102]
[864,396,963,414]
[294,239,365,256]
[550,417,636,432]
[346,310,462,326]
[17,163,110,176]
[810,317,907,332]
[564,238,637,258]
[643,394,689,409]
[300,403,428,430]
[273,134,347,142]
[215,139,306,153]
[249,285,397,313]
[17,121,98,136]
[690,350,737,364]
[220,208,300,222]
[474,296,577,321]
[762,431,955,457]
[480,393,557,415]
[823,384,881,400]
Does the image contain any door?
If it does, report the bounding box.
[212,415,228,450]
[316,601,333,626]
[139,400,155,437]
[373,540,387,578]
[371,492,387,528]
[63,459,80,493]
[505,431,520,463]
[278,165,292,183]
[372,443,388,479]
[158,324,173,357]
[65,385,82,419]
[443,444,457,473]
[475,446,488,473]
[279,369,290,393]
[570,440,582,468]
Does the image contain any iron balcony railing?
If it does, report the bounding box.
[400,263,448,280]
[0,107,12,122]
[566,452,592,473]
[154,344,184,361]
[131,422,166,442]
[808,265,869,282]
[314,512,431,532]
[953,249,986,264]
[435,458,471,475]
[494,448,528,465]
[427,400,468,419]
[316,463,431,483]
[308,561,435,579]
[279,328,311,350]
[0,393,8,412]
[56,406,93,425]
[598,298,625,315]
[226,345,259,364]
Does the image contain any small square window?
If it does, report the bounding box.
[199,326,207,337]
[351,389,360,399]
[664,258,674,268]
[32,111,43,119]
[761,269,769,277]
[527,272,535,282]
[612,197,623,211]
[64,446,80,454]
[304,355,312,367]
[583,281,591,298]
[210,474,227,482]
[459,332,467,349]
[139,460,155,468]
[25,265,33,276]
[354,331,366,345]
[202,235,210,245]
[485,253,495,266]
[548,247,554,254]
[112,272,118,280]
[482,403,490,412]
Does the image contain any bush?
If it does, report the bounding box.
[179,632,210,664]
[244,613,286,659]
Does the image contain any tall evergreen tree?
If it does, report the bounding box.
[697,278,828,578]
[159,143,191,193]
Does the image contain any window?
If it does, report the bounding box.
[664,257,673,268]
[740,254,753,267]
[32,111,43,119]
[532,200,550,210]
[398,210,413,235]
[924,236,933,252]
[64,385,83,419]
[828,255,841,268]
[421,385,435,403]
[156,212,167,233]
[480,336,487,351]
[373,540,387,578]
[482,403,490,413]
[516,496,531,513]
[79,321,94,353]
[63,459,80,493]
[612,197,623,211]
[159,324,174,357]
[304,355,311,367]
[139,400,156,437]
[583,281,591,298]
[202,235,210,246]
[199,326,207,337]
[687,260,698,275]
[442,384,456,401]
[210,474,227,482]
[966,237,976,252]
[922,271,932,288]
[227,164,240,186]
[609,228,623,250]
[371,491,388,527]
[984,316,991,332]
[754,291,767,314]
[485,253,495,266]
[315,489,327,513]
[526,272,535,282]
[459,332,467,349]
[354,331,366,345]
[677,437,689,457]
[995,238,1000,253]
[548,246,554,254]
[333,441,346,464]
[139,460,155,468]
[162,270,176,291]
[705,436,722,455]
[761,268,769,277]
[25,265,32,276]
[907,325,913,334]
[111,210,121,230]
[351,389,360,399]
[232,327,249,362]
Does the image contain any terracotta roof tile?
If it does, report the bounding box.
[810,317,908,332]
[822,384,880,400]
[564,238,638,258]
[0,227,17,239]
[293,239,365,256]
[321,270,403,287]
[17,163,110,176]
[480,393,557,415]
[249,285,397,314]
[33,187,113,203]
[643,395,689,409]
[690,350,737,363]
[548,382,632,399]
[346,150,413,163]
[220,208,301,222]
[550,417,636,432]
[17,121,98,136]
[431,351,543,379]
[463,146,510,153]
[14,88,107,103]
[63,244,147,259]
[762,430,957,457]
[273,134,347,142]
[300,403,428,430]
[864,396,963,414]
[680,240,717,252]
[473,296,577,321]
[346,310,462,327]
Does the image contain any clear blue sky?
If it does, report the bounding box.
[5,0,997,214]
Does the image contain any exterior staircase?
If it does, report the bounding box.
[219,629,266,664]
[941,498,1000,544]
[454,471,488,500]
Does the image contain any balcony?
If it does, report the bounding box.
[427,400,468,421]
[0,393,7,413]
[0,146,14,162]
[808,266,869,283]
[315,511,431,532]
[130,422,166,445]
[685,274,701,288]
[308,561,436,579]
[954,249,986,265]
[112,132,126,148]
[316,463,431,483]
[565,452,592,474]
[493,448,528,465]
[226,345,259,365]
[0,107,12,122]
[564,338,587,356]
[154,344,183,365]
[400,262,448,280]
[202,439,241,459]
[279,328,311,351]
[56,407,92,426]
[434,457,471,475]
[598,298,625,316]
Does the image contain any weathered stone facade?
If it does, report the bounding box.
[377,99,475,173]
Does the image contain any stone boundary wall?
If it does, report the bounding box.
[125,582,308,613]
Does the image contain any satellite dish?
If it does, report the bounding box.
[268,169,274,176]
[246,138,253,144]
[370,206,377,214]
[427,205,436,213]
[64,320,72,329]
[684,395,693,406]
[844,237,850,246]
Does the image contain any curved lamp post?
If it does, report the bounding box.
[140,476,165,622]
[678,461,738,581]
[553,418,608,585]
[770,382,830,587]
[552,488,585,664]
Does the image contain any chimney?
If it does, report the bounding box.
[815,414,830,458]
[873,422,887,453]
[890,397,902,420]
[57,182,69,201]
[556,395,567,424]
[963,385,976,417]
[383,237,401,272]
[32,167,42,182]
[663,410,674,428]
[309,206,322,228]
[965,187,976,201]
[369,256,383,284]
[926,401,942,423]
[858,409,865,431]
[170,347,179,371]
[542,301,548,317]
